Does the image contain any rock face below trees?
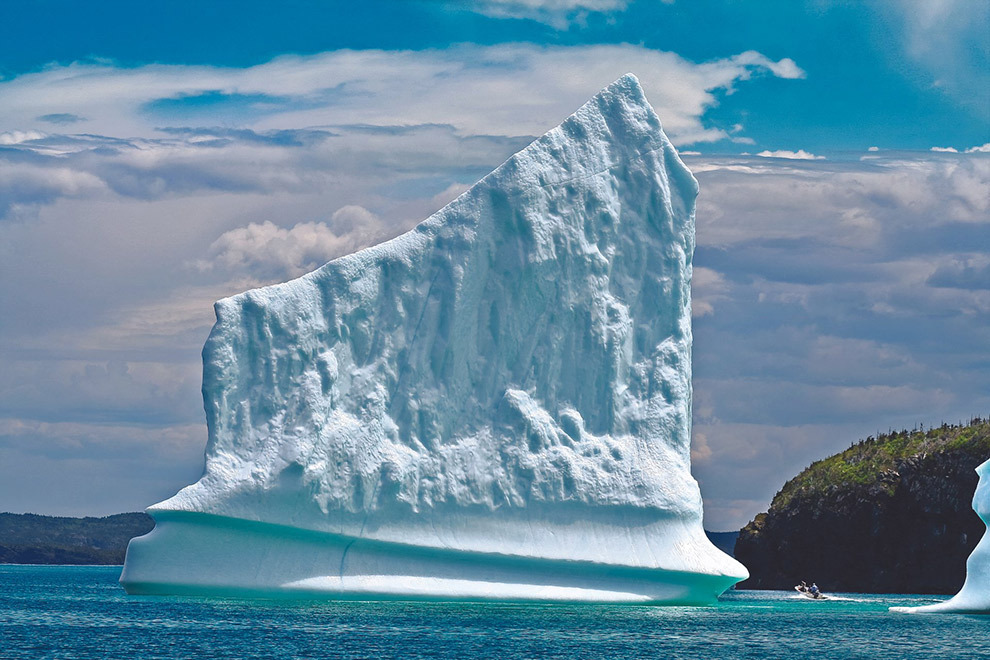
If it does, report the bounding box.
[735,420,989,594]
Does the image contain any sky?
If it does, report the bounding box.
[0,0,987,531]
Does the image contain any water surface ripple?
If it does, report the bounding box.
[1,566,986,659]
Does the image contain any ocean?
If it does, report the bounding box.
[1,565,986,659]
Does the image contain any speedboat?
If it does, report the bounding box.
[795,584,828,600]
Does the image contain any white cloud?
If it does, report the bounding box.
[0,125,528,227]
[931,146,959,152]
[0,160,106,216]
[966,143,990,153]
[691,430,713,464]
[468,0,630,28]
[0,44,802,148]
[3,146,987,530]
[756,149,824,160]
[726,51,805,81]
[693,152,989,250]
[868,146,880,151]
[687,149,990,528]
[199,208,390,280]
[691,266,729,318]
[2,46,987,530]
[0,130,46,144]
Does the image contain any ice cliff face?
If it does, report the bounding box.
[121,74,747,602]
[892,459,990,614]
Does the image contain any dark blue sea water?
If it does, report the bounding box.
[1,565,986,659]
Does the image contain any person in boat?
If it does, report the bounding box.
[810,583,820,596]
[799,581,808,591]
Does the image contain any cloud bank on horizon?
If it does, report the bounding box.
[0,0,987,530]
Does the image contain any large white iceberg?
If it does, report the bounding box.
[892,458,990,614]
[120,74,748,603]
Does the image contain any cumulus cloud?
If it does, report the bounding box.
[0,126,527,223]
[199,207,390,280]
[0,45,808,228]
[726,51,805,81]
[0,130,46,145]
[691,266,729,318]
[694,152,989,250]
[6,133,982,531]
[688,150,990,527]
[1,47,986,529]
[966,143,990,153]
[691,430,713,464]
[756,149,824,160]
[0,159,106,218]
[0,44,802,147]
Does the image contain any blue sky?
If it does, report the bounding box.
[3,0,986,151]
[0,0,987,529]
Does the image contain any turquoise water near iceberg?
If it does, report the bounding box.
[1,565,987,659]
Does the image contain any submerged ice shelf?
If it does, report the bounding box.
[120,74,748,603]
[891,458,990,614]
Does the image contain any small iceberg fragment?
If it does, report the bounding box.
[891,459,990,614]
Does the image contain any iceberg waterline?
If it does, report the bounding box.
[891,458,990,614]
[120,74,748,603]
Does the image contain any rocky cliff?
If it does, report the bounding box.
[735,419,990,594]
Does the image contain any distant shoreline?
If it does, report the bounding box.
[1,563,124,567]
[0,512,153,565]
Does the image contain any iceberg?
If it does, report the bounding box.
[891,458,990,614]
[120,74,748,603]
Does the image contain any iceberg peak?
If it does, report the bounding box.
[121,75,747,603]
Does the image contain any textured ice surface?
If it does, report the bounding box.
[121,74,748,602]
[891,459,990,614]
